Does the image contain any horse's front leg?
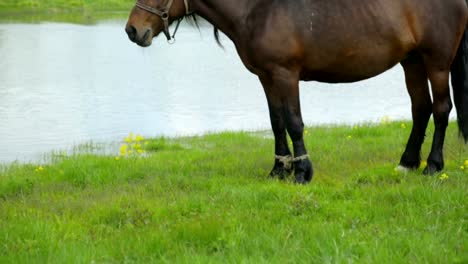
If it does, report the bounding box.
[260,76,293,179]
[260,68,313,184]
[283,90,314,184]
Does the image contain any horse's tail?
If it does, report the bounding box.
[451,18,468,142]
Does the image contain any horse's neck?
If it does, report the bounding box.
[191,0,250,42]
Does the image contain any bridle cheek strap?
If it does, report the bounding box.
[135,0,190,42]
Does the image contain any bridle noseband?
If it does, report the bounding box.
[135,0,190,43]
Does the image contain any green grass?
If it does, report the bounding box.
[0,0,133,23]
[0,122,467,263]
[0,0,133,12]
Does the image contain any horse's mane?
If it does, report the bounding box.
[184,13,222,47]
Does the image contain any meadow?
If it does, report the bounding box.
[0,122,467,263]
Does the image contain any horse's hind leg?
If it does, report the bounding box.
[424,66,453,174]
[399,54,432,170]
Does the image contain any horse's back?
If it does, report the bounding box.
[246,0,468,83]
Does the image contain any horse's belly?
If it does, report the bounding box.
[300,49,406,83]
[300,63,398,83]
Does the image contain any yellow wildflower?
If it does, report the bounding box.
[400,123,407,129]
[346,135,352,140]
[124,133,134,143]
[35,166,44,172]
[120,144,128,156]
[464,160,468,167]
[135,134,144,142]
[120,132,146,157]
[381,116,391,125]
[461,166,465,170]
[420,161,427,169]
[115,156,120,161]
[439,173,449,181]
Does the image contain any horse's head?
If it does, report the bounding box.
[125,0,189,47]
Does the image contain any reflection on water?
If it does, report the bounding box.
[0,21,430,162]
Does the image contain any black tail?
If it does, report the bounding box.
[451,21,468,142]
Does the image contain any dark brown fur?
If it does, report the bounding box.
[126,0,468,183]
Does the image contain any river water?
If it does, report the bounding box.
[0,20,423,163]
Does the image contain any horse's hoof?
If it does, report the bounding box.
[398,159,420,170]
[270,156,293,180]
[294,159,313,184]
[304,164,314,182]
[269,167,292,180]
[423,162,442,175]
[396,165,411,173]
[399,151,422,170]
[294,177,308,185]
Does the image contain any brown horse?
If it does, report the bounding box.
[126,0,468,184]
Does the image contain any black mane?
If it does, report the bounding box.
[184,13,222,47]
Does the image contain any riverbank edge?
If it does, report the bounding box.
[1,121,466,169]
[0,5,132,23]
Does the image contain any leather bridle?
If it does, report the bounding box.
[135,0,190,43]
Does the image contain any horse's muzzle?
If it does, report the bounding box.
[125,24,152,47]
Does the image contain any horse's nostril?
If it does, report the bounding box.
[125,25,137,41]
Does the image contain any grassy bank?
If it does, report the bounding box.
[0,0,133,12]
[0,122,467,263]
[0,0,133,23]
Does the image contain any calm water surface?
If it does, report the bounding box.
[0,20,427,162]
